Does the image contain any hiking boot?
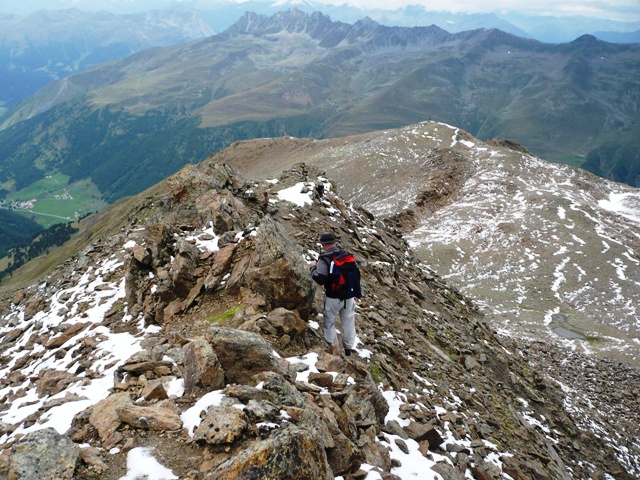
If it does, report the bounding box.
[344,348,353,357]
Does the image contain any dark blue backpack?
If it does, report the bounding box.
[323,251,362,300]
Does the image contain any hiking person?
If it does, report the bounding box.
[309,232,361,356]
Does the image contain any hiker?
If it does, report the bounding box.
[309,232,361,356]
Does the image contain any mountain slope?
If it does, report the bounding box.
[581,121,640,187]
[0,158,638,478]
[0,210,42,258]
[202,121,640,367]
[0,10,638,226]
[0,8,214,112]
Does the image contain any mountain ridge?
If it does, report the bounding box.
[0,9,638,228]
[0,155,638,478]
[197,121,640,368]
[2,0,637,43]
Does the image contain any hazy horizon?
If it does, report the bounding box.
[0,0,638,25]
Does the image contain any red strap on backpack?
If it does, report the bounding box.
[333,254,356,266]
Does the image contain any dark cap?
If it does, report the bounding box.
[319,232,337,245]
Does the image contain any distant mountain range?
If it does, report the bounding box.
[0,9,637,226]
[593,29,640,43]
[1,0,638,44]
[0,9,214,113]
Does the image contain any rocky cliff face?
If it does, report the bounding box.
[0,160,638,479]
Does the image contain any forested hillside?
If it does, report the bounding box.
[0,221,77,281]
[0,210,42,258]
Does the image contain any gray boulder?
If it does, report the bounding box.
[194,406,248,445]
[205,424,332,480]
[257,372,306,408]
[183,339,225,394]
[343,383,390,427]
[8,428,80,480]
[206,327,291,384]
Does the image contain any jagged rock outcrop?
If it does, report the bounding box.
[0,159,638,479]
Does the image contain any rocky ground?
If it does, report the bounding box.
[211,122,640,367]
[0,161,638,479]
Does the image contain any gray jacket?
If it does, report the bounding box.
[310,246,339,287]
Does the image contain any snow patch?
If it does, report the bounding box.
[277,182,313,207]
[598,192,640,224]
[119,447,178,480]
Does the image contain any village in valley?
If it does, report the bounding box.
[0,174,103,225]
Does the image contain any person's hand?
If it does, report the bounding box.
[310,260,317,267]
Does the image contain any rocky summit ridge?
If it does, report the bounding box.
[202,121,640,367]
[0,159,638,479]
